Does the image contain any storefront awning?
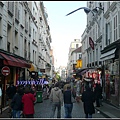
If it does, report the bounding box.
[0,52,31,68]
[100,48,116,61]
[28,63,37,72]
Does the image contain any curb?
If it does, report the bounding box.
[95,107,111,118]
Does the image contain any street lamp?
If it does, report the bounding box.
[66,6,104,28]
[66,6,104,16]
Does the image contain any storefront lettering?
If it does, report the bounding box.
[17,79,46,85]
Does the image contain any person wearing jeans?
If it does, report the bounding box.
[51,102,61,118]
[63,84,73,118]
[49,82,63,118]
[64,103,73,118]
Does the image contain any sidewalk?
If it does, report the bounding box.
[95,102,120,118]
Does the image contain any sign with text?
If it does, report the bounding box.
[89,37,94,50]
[17,78,47,85]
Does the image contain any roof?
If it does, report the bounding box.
[72,46,82,54]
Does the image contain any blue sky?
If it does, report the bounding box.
[43,1,87,67]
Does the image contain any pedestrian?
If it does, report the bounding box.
[81,85,95,118]
[49,82,63,118]
[94,82,103,107]
[6,82,16,114]
[94,82,101,107]
[63,84,73,118]
[98,82,103,106]
[76,77,82,103]
[22,86,36,118]
[11,87,23,118]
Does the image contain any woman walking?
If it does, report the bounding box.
[22,86,36,118]
[81,85,95,118]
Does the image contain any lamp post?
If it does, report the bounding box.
[66,6,104,29]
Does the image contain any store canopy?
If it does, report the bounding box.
[0,52,31,68]
[100,48,116,61]
[28,63,37,72]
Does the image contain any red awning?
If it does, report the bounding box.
[0,52,31,68]
[17,58,31,68]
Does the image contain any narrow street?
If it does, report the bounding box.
[34,98,105,118]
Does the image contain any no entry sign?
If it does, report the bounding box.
[1,66,10,76]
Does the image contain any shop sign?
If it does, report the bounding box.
[17,78,46,85]
[1,66,10,76]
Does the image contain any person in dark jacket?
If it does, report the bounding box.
[6,82,16,113]
[63,84,73,118]
[94,83,102,107]
[81,85,95,118]
[11,88,23,118]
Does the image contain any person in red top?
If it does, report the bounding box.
[22,86,36,118]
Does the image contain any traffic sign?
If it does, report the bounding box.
[1,66,10,76]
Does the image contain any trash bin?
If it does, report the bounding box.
[36,91,43,103]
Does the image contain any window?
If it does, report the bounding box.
[107,2,110,9]
[35,31,36,40]
[33,8,35,16]
[35,51,36,64]
[20,35,23,57]
[24,39,27,58]
[110,21,112,42]
[33,29,34,40]
[7,42,10,52]
[96,25,97,39]
[100,46,102,56]
[90,53,91,63]
[98,18,101,37]
[76,44,79,48]
[93,51,94,62]
[79,53,82,59]
[33,50,34,63]
[114,15,118,41]
[106,22,111,45]
[93,27,95,41]
[96,48,98,61]
[15,30,18,47]
[0,18,2,37]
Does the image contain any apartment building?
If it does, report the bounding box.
[81,1,120,107]
[67,39,82,77]
[0,1,53,107]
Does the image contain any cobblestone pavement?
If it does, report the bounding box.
[34,99,106,118]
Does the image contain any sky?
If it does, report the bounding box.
[43,1,87,68]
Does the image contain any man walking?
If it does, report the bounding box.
[49,82,63,118]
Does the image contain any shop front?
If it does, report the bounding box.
[100,40,120,108]
[28,63,38,79]
[0,51,31,108]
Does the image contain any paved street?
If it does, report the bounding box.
[34,99,105,118]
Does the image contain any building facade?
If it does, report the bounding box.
[81,1,120,107]
[0,1,54,108]
[67,39,82,78]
